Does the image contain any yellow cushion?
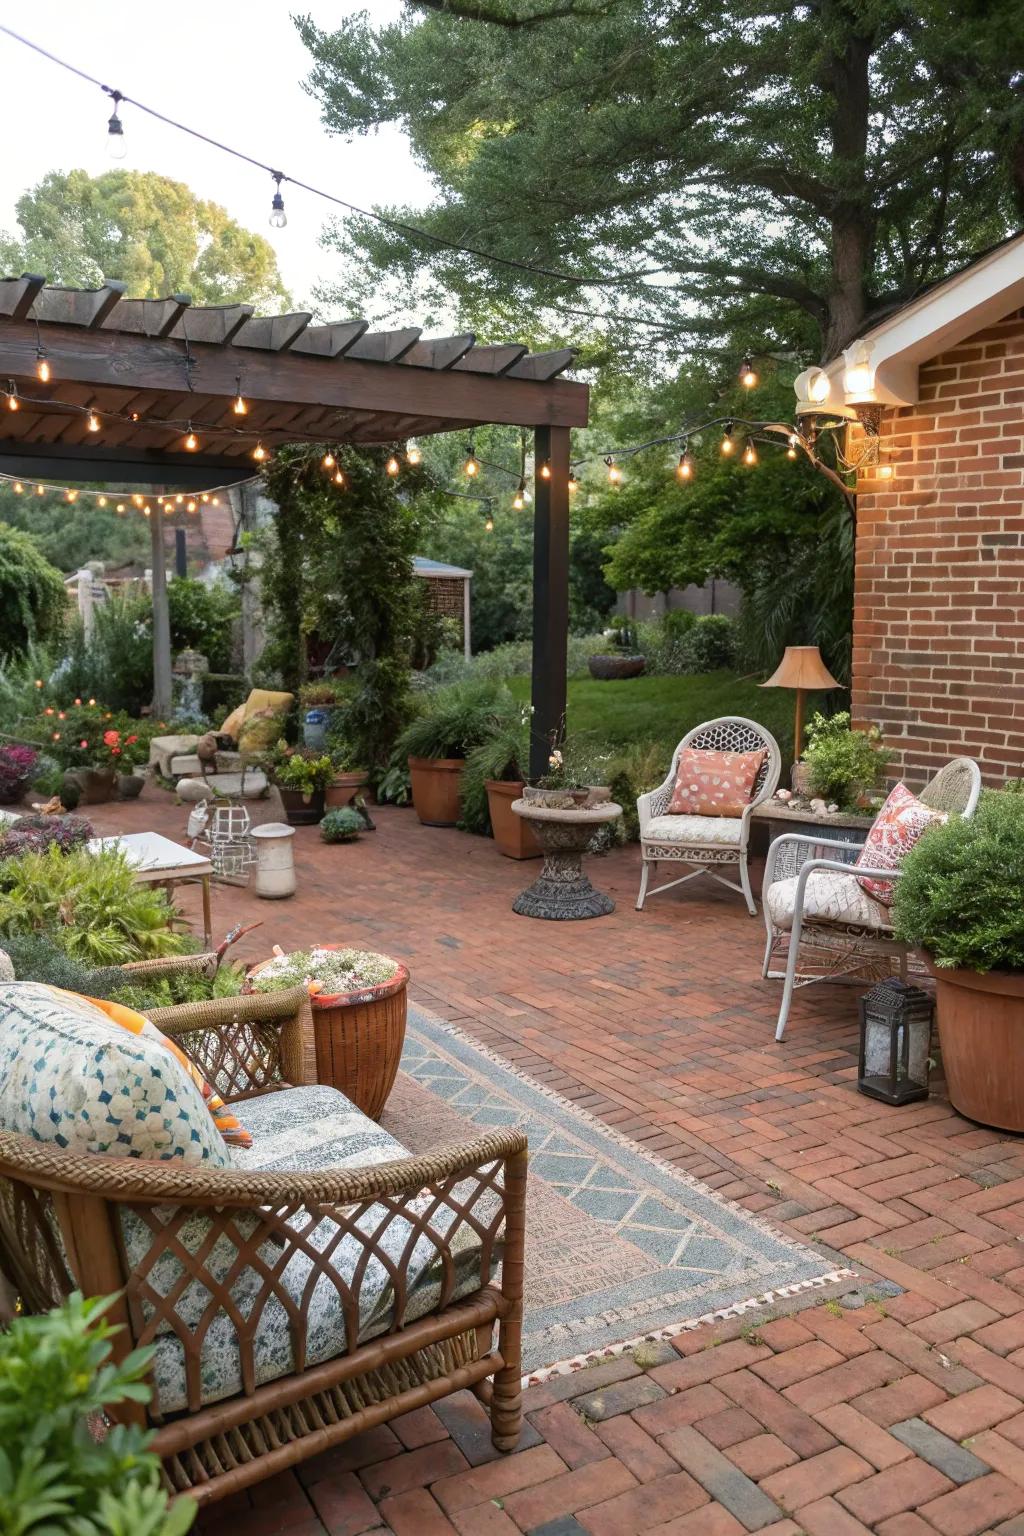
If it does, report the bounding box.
[221,689,293,745]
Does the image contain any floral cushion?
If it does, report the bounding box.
[0,981,230,1165]
[668,747,766,816]
[643,813,743,848]
[129,1085,492,1414]
[855,782,946,906]
[766,869,891,932]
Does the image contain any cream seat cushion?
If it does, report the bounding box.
[766,870,891,933]
[643,813,743,848]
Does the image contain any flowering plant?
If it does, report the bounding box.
[0,812,93,860]
[247,945,402,997]
[0,744,39,803]
[268,742,335,795]
[531,738,588,791]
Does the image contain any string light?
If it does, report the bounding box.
[322,450,336,470]
[233,376,248,416]
[186,499,197,512]
[251,441,269,462]
[484,513,494,532]
[97,495,107,506]
[512,481,525,510]
[787,433,799,460]
[65,489,78,502]
[605,456,621,484]
[35,484,44,496]
[132,494,144,507]
[36,350,50,384]
[406,443,421,465]
[13,482,22,494]
[743,441,758,466]
[333,469,346,487]
[720,423,735,456]
[539,459,552,480]
[106,89,126,160]
[86,410,100,432]
[6,382,18,412]
[676,445,694,480]
[568,470,578,493]
[740,356,758,390]
[142,504,151,516]
[115,503,126,513]
[385,454,400,476]
[269,171,287,229]
[463,437,480,477]
[184,424,199,451]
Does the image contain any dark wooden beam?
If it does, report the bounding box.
[508,349,576,381]
[235,313,312,352]
[0,441,254,487]
[0,274,46,321]
[399,334,475,370]
[453,344,528,375]
[33,281,127,329]
[529,423,571,780]
[103,296,192,337]
[0,319,589,429]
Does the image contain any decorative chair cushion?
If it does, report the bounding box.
[83,995,252,1149]
[222,689,295,746]
[668,747,767,816]
[766,870,892,933]
[0,982,230,1165]
[855,782,946,905]
[643,813,743,848]
[126,1085,491,1414]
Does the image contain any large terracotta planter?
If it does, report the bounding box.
[486,779,541,859]
[325,771,369,810]
[928,960,1024,1132]
[408,755,463,826]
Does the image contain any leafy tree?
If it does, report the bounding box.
[0,483,149,572]
[298,0,1024,359]
[0,170,289,308]
[167,577,240,673]
[0,523,67,659]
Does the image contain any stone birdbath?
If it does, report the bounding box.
[510,796,623,919]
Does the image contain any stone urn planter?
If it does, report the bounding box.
[118,772,145,799]
[927,960,1024,1133]
[63,766,117,805]
[587,654,646,680]
[279,786,326,826]
[486,779,541,859]
[408,756,463,827]
[325,770,369,811]
[510,796,622,919]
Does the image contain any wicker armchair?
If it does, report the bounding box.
[636,716,782,916]
[762,756,982,1041]
[0,988,527,1506]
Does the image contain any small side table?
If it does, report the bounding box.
[88,831,213,948]
[752,803,874,879]
[510,798,622,919]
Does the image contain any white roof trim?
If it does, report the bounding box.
[808,232,1024,409]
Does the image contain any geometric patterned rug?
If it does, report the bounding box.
[382,1006,855,1378]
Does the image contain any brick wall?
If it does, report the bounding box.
[852,310,1024,786]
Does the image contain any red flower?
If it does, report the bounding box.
[103,729,120,746]
[79,739,89,749]
[112,746,121,756]
[125,734,138,745]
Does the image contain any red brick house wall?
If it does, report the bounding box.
[852,310,1024,786]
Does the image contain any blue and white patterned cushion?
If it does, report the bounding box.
[0,981,229,1166]
[131,1085,494,1414]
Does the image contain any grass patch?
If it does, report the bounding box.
[506,670,828,761]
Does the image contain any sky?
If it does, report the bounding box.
[0,1,435,307]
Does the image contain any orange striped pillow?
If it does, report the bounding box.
[77,992,253,1149]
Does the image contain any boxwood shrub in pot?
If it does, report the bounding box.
[891,789,1024,1131]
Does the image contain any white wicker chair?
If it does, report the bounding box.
[636,717,782,917]
[763,756,982,1041]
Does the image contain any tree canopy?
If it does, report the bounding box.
[0,524,67,659]
[299,0,1024,360]
[0,170,290,309]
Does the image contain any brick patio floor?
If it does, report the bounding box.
[88,793,1024,1534]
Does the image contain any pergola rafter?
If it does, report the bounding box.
[0,276,588,774]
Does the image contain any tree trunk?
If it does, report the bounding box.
[821,16,875,360]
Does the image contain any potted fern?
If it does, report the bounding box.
[397,680,518,827]
[892,789,1024,1132]
[462,718,541,859]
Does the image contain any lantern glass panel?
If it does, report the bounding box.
[858,979,933,1105]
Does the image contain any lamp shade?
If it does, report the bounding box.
[761,645,840,692]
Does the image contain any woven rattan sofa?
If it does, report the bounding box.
[0,985,526,1506]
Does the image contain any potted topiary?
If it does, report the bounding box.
[268,743,336,825]
[397,680,517,827]
[246,944,409,1118]
[891,789,1024,1132]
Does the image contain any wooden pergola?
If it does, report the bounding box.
[0,276,588,775]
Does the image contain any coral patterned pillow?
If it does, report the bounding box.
[855,782,946,906]
[668,747,767,816]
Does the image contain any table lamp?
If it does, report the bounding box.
[761,645,840,755]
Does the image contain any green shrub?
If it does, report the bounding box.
[679,614,737,673]
[802,711,892,810]
[891,791,1024,973]
[0,1291,195,1536]
[599,740,670,841]
[56,592,154,714]
[167,575,239,672]
[0,523,66,660]
[320,807,364,843]
[423,634,604,688]
[375,743,413,805]
[635,615,696,675]
[460,720,530,835]
[0,930,126,996]
[397,679,518,761]
[0,846,189,965]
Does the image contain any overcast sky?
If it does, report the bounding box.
[0,1,435,307]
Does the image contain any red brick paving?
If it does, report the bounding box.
[84,792,1024,1533]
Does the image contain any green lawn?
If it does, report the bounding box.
[507,670,828,762]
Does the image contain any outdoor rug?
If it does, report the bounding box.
[381,1005,854,1379]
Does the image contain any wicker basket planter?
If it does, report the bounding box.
[486,779,541,859]
[408,756,463,827]
[587,653,646,680]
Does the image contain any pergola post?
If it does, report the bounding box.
[529,424,570,780]
[149,500,173,721]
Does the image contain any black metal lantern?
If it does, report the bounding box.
[858,978,934,1105]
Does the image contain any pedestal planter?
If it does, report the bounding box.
[279,786,326,826]
[325,771,369,810]
[587,654,646,680]
[927,961,1024,1132]
[486,779,541,859]
[63,766,117,805]
[409,756,463,827]
[510,798,622,919]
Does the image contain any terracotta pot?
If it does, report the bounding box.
[486,779,541,859]
[278,785,326,826]
[928,960,1024,1133]
[408,756,463,826]
[63,766,117,805]
[325,771,369,810]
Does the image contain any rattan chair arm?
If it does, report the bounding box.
[147,987,317,1091]
[0,1127,528,1208]
[120,953,219,979]
[764,832,867,889]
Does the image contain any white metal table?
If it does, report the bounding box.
[87,831,214,948]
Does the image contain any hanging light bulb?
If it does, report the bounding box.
[463,437,480,477]
[252,441,269,462]
[787,444,798,459]
[132,494,144,507]
[742,441,758,466]
[322,450,336,470]
[35,484,45,496]
[201,493,210,503]
[36,351,50,384]
[605,456,621,484]
[211,495,220,505]
[385,454,400,476]
[97,495,107,507]
[334,469,346,487]
[186,499,197,513]
[13,482,22,494]
[676,450,694,481]
[142,504,151,517]
[184,424,199,452]
[568,470,579,493]
[512,479,525,510]
[269,172,287,229]
[86,410,100,433]
[115,502,125,513]
[106,91,126,160]
[65,489,78,503]
[232,376,248,416]
[539,459,552,480]
[175,493,184,504]
[406,443,421,465]
[484,514,494,532]
[740,355,758,390]
[6,383,19,412]
[720,422,735,456]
